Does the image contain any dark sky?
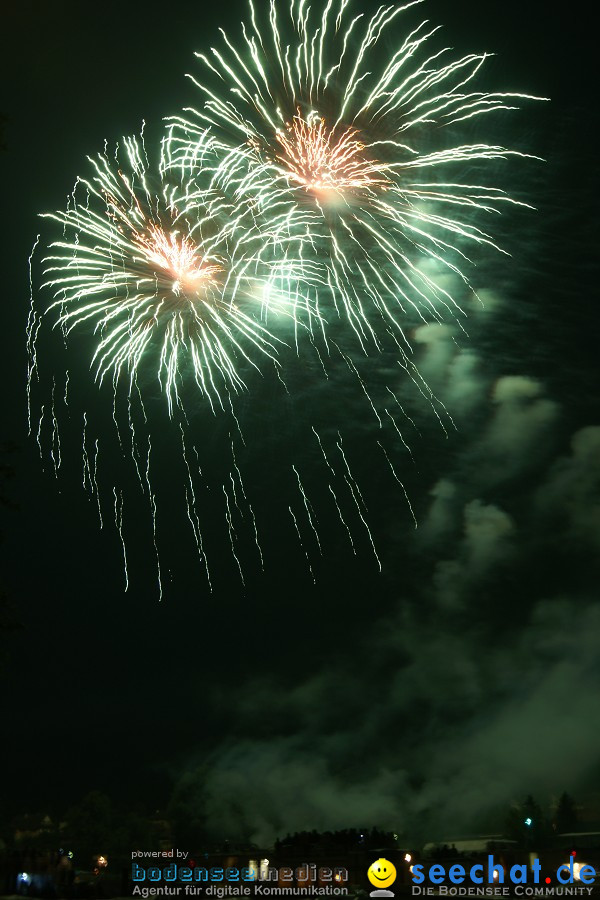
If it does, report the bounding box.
[1,0,598,843]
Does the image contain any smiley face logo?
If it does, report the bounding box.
[368,858,397,890]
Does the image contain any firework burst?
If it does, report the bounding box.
[167,0,543,349]
[31,133,317,417]
[27,132,333,595]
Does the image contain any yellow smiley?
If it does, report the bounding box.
[368,858,397,889]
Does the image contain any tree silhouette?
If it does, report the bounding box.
[506,795,550,848]
[555,793,578,833]
[63,791,113,864]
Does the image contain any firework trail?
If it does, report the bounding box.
[166,0,542,350]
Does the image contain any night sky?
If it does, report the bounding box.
[1,0,598,845]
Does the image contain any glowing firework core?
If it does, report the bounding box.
[275,112,386,194]
[104,172,222,298]
[134,224,222,294]
[134,224,222,296]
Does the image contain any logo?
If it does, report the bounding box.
[410,854,597,894]
[368,859,397,898]
[129,860,349,897]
